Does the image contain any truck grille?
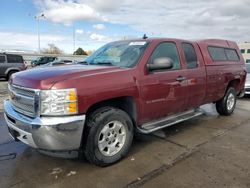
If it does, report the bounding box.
[8,84,38,117]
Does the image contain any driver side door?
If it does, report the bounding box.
[138,42,188,123]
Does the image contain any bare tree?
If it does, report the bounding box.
[41,43,64,54]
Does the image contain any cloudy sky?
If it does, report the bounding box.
[0,0,250,53]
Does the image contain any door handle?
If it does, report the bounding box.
[176,76,186,82]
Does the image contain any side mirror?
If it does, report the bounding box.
[147,57,173,71]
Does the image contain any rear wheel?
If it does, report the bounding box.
[83,107,134,166]
[216,87,236,116]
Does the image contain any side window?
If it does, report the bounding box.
[50,57,56,61]
[7,55,23,63]
[149,42,180,70]
[182,43,198,69]
[225,49,240,61]
[42,57,47,62]
[0,55,6,63]
[208,47,227,61]
[240,49,245,54]
[208,46,240,62]
[247,49,250,54]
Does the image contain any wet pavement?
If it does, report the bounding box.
[1,80,250,188]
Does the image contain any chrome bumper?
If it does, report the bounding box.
[4,99,85,158]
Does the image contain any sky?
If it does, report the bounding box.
[0,0,250,54]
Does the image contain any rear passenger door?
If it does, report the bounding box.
[0,55,6,76]
[181,43,206,108]
[7,54,23,69]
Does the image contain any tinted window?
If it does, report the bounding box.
[182,43,198,69]
[246,59,250,63]
[241,49,245,53]
[7,55,23,63]
[247,49,250,54]
[49,57,56,61]
[41,57,47,62]
[0,55,5,63]
[225,49,240,61]
[208,47,227,61]
[208,47,240,62]
[149,42,180,70]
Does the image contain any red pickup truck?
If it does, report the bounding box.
[4,38,246,166]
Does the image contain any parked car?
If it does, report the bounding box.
[4,38,246,166]
[41,60,88,67]
[31,56,57,67]
[245,64,250,95]
[38,59,74,67]
[0,53,27,80]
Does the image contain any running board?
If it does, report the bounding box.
[137,109,203,134]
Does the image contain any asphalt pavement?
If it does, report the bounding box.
[1,80,250,188]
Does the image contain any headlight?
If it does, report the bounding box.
[40,88,78,116]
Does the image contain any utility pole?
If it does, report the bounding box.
[34,13,45,54]
[73,23,76,54]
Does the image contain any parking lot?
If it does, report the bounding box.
[1,80,250,188]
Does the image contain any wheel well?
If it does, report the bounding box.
[227,79,240,93]
[7,70,19,80]
[6,69,19,75]
[85,97,137,126]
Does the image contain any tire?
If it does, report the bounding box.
[83,107,134,166]
[7,71,17,81]
[216,87,236,116]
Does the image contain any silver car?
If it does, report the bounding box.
[0,53,27,80]
[245,64,250,95]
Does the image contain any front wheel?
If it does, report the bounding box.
[83,107,134,166]
[216,87,236,116]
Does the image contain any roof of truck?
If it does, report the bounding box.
[117,38,238,48]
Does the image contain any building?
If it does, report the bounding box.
[238,43,250,63]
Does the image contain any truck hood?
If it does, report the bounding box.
[10,65,121,89]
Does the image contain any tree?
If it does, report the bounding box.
[73,47,88,55]
[41,43,63,54]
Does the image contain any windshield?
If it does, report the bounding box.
[84,41,148,68]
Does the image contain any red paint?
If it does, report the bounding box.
[11,38,246,125]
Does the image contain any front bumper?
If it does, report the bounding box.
[4,99,85,158]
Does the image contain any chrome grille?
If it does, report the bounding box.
[8,84,37,117]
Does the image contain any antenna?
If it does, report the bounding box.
[142,34,148,39]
